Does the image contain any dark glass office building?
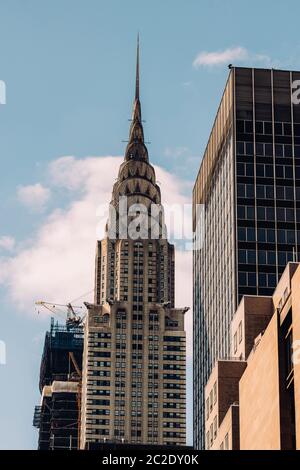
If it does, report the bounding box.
[193,67,300,449]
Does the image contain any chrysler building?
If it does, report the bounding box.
[80,38,187,448]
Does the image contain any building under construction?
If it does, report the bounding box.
[33,318,84,450]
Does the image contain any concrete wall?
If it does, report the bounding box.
[212,404,240,450]
[291,266,300,449]
[239,313,281,449]
[205,360,246,449]
[231,296,273,360]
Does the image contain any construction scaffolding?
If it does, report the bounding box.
[39,318,83,392]
[33,318,84,450]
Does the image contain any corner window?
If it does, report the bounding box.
[285,329,293,378]
[210,424,213,447]
[225,433,229,450]
[213,382,217,405]
[238,321,243,344]
[206,432,210,450]
[234,332,238,354]
[206,398,209,420]
[213,416,217,440]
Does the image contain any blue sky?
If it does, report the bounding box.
[1,0,300,449]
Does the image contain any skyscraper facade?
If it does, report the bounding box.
[193,67,300,449]
[80,41,187,448]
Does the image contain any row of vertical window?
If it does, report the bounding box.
[206,416,218,449]
[238,249,294,265]
[237,206,298,222]
[88,380,111,387]
[163,355,184,361]
[163,336,184,342]
[88,389,110,396]
[233,321,243,354]
[237,183,300,200]
[92,332,111,339]
[237,142,300,158]
[87,429,109,436]
[238,206,298,222]
[87,409,110,416]
[90,361,111,367]
[240,251,294,268]
[238,272,276,287]
[205,382,217,421]
[88,370,111,377]
[236,120,300,136]
[237,162,300,178]
[238,226,300,244]
[90,351,111,358]
[239,268,294,289]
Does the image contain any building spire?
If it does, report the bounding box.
[131,33,141,122]
[124,34,148,162]
[135,33,140,101]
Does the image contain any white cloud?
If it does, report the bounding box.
[163,147,200,181]
[182,81,192,88]
[0,156,193,356]
[193,46,273,68]
[17,183,51,212]
[0,236,15,252]
[164,146,189,159]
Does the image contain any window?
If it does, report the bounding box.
[257,206,275,221]
[256,163,273,178]
[237,205,255,220]
[255,121,264,134]
[285,330,293,377]
[258,250,267,264]
[239,271,257,287]
[237,184,254,198]
[210,424,213,447]
[257,228,275,243]
[234,332,238,354]
[247,250,256,264]
[247,228,255,242]
[284,144,293,157]
[237,227,256,242]
[245,142,254,155]
[278,251,294,266]
[238,321,242,344]
[237,141,245,155]
[283,123,292,136]
[264,122,272,134]
[295,145,300,158]
[255,142,273,156]
[237,162,254,176]
[248,273,256,287]
[275,122,283,135]
[238,250,246,264]
[213,416,217,440]
[206,432,210,450]
[245,120,253,133]
[213,382,217,405]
